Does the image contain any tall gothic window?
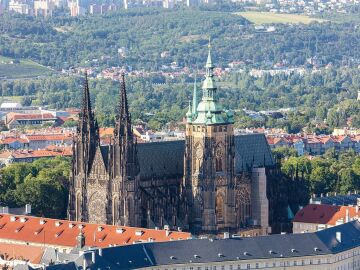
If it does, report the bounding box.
[216,194,224,221]
[216,158,223,172]
[236,188,251,226]
[112,197,119,225]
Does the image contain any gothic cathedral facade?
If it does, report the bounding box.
[68,48,274,235]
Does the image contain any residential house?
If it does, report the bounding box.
[293,204,359,234]
[6,113,58,129]
[0,146,72,166]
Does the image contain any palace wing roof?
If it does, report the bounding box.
[44,221,360,270]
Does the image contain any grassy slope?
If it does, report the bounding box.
[0,55,53,79]
[236,11,325,25]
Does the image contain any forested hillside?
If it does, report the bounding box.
[1,9,360,70]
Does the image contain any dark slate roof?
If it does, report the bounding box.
[44,221,360,270]
[136,134,274,179]
[234,134,274,173]
[137,140,184,179]
[312,193,360,206]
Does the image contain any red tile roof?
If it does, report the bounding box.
[0,243,45,264]
[293,204,358,226]
[0,214,191,248]
[0,137,28,144]
[0,147,72,159]
[26,134,72,142]
[8,113,57,121]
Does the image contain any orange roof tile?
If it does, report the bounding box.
[293,204,358,226]
[26,134,72,142]
[0,243,45,264]
[8,113,56,121]
[0,147,72,159]
[99,128,114,137]
[0,214,191,248]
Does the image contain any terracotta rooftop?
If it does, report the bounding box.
[293,204,358,226]
[25,134,72,141]
[0,214,191,249]
[8,113,57,121]
[0,243,45,264]
[0,147,72,159]
[0,137,28,144]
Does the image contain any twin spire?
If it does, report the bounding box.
[116,73,132,140]
[79,71,132,144]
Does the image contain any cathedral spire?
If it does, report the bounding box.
[115,73,132,140]
[205,39,214,69]
[202,39,216,101]
[78,71,96,139]
[190,42,231,125]
[81,72,93,125]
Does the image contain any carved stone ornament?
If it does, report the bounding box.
[195,144,204,159]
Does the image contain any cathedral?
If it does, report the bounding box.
[67,47,275,235]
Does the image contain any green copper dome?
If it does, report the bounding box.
[188,44,234,125]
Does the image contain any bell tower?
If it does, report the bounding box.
[183,44,235,233]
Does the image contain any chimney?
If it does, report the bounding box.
[346,208,350,223]
[77,230,86,249]
[223,232,230,239]
[83,257,87,270]
[91,251,96,264]
[98,249,102,257]
[25,204,31,214]
[336,232,341,243]
[165,230,170,237]
[356,205,359,214]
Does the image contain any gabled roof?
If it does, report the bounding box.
[0,147,72,160]
[26,134,72,142]
[293,204,358,225]
[0,243,45,264]
[45,221,360,270]
[0,214,191,249]
[7,113,57,122]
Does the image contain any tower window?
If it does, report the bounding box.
[218,126,222,132]
[216,158,223,172]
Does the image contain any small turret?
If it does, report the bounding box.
[77,230,86,249]
[186,101,193,123]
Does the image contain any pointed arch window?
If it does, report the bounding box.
[216,194,224,221]
[216,158,223,172]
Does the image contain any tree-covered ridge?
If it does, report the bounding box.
[1,9,360,70]
[0,157,70,219]
[1,67,360,131]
